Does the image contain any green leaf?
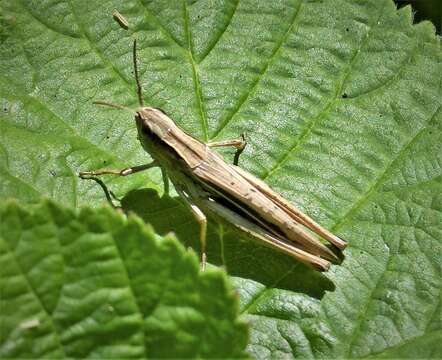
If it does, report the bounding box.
[0,0,441,358]
[0,199,248,358]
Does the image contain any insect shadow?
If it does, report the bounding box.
[119,188,336,299]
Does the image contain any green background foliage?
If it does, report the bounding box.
[394,0,441,35]
[0,0,441,358]
[0,200,247,358]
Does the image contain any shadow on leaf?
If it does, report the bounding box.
[120,188,335,299]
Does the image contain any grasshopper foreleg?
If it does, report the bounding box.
[176,188,207,271]
[79,161,159,178]
[208,133,247,165]
[80,160,171,198]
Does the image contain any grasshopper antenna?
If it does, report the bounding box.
[93,100,134,114]
[133,39,144,107]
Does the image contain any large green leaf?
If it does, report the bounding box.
[0,200,247,358]
[1,0,441,358]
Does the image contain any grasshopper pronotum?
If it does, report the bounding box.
[80,40,347,271]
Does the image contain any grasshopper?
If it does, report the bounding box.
[80,40,347,272]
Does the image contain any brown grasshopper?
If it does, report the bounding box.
[80,40,347,271]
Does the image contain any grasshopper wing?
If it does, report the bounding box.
[192,152,341,263]
[201,196,331,271]
[232,165,347,250]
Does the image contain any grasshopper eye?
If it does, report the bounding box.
[141,125,151,135]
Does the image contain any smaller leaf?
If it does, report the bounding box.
[0,199,248,359]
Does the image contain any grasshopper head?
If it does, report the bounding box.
[136,106,176,140]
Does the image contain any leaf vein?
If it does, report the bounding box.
[332,103,442,232]
[210,0,304,139]
[263,5,386,180]
[337,104,441,357]
[197,0,240,63]
[137,0,185,49]
[67,1,134,95]
[1,236,66,356]
[20,0,81,39]
[183,0,209,141]
[240,262,301,315]
[111,235,148,358]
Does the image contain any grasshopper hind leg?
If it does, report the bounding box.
[190,203,207,271]
[176,187,208,271]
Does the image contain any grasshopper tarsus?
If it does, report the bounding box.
[109,190,121,202]
[79,175,122,210]
[200,253,207,271]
